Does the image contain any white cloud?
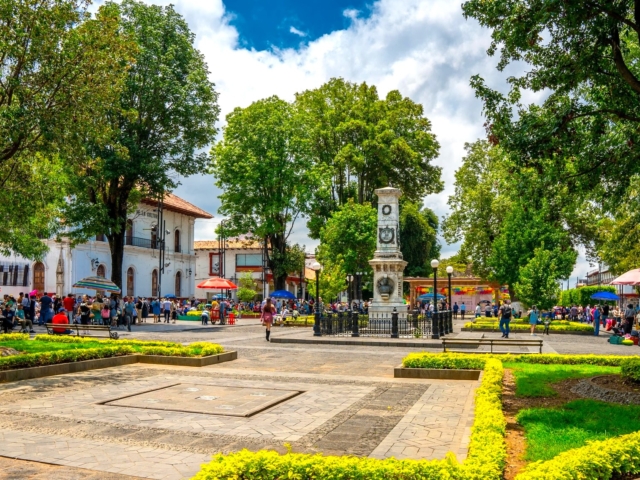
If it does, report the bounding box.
[289,26,307,37]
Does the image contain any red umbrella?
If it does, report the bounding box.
[611,269,640,285]
[197,278,238,289]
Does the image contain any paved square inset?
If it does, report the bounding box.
[104,383,301,417]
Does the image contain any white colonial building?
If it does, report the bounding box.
[0,193,212,298]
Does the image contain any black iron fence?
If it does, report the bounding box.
[317,310,453,339]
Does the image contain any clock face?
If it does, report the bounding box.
[382,205,392,215]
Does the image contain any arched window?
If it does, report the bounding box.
[96,265,106,278]
[33,262,45,293]
[126,267,134,297]
[152,269,158,297]
[174,230,181,253]
[175,271,182,297]
[125,219,133,245]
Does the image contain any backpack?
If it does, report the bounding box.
[502,305,512,318]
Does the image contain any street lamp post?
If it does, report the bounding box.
[431,259,440,339]
[446,266,454,335]
[356,271,363,304]
[311,261,322,336]
[346,274,354,307]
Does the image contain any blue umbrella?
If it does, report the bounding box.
[269,290,296,299]
[163,294,176,299]
[418,293,446,301]
[590,291,619,301]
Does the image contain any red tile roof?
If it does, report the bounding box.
[141,193,213,219]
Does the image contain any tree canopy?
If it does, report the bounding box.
[211,96,315,290]
[64,0,219,288]
[399,202,440,277]
[296,78,442,238]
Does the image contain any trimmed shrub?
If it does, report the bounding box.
[621,358,640,383]
[403,353,487,370]
[0,333,30,342]
[32,335,182,348]
[463,322,593,333]
[0,346,135,370]
[515,430,640,480]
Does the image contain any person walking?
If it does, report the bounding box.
[124,298,134,332]
[528,305,540,335]
[499,301,512,338]
[260,297,276,341]
[624,304,636,335]
[39,293,53,326]
[453,302,459,319]
[151,298,160,323]
[63,294,75,324]
[593,304,601,336]
[163,298,171,323]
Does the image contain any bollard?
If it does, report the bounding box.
[391,307,399,338]
[352,311,360,337]
[431,311,440,339]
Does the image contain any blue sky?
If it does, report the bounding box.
[224,0,371,50]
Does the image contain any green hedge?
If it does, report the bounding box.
[192,359,506,480]
[0,346,135,370]
[559,286,616,307]
[463,321,594,332]
[515,430,640,479]
[32,335,183,348]
[402,353,631,369]
[621,358,640,383]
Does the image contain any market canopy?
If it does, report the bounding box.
[418,293,446,301]
[269,290,296,299]
[590,291,620,301]
[73,276,121,293]
[196,278,238,289]
[611,269,640,286]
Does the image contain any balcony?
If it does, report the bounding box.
[125,236,157,249]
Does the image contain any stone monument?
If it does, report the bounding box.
[368,187,408,319]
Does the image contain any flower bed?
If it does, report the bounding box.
[0,335,224,370]
[463,321,594,333]
[192,358,505,480]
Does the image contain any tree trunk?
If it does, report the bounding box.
[107,211,128,289]
[267,233,288,291]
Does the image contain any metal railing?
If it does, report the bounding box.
[317,310,453,339]
[125,236,156,249]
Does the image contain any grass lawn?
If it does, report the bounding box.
[503,362,620,397]
[517,399,640,461]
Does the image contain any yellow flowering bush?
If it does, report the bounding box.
[0,345,135,370]
[0,333,30,342]
[516,431,640,479]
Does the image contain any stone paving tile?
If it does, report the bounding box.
[0,429,209,480]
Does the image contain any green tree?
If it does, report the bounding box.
[307,260,347,303]
[237,273,257,303]
[0,0,131,258]
[462,0,640,252]
[515,248,562,310]
[399,202,440,277]
[296,78,442,237]
[211,97,315,290]
[63,0,219,288]
[317,200,377,276]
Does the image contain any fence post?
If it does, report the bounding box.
[391,307,399,338]
[352,312,360,337]
[448,310,453,334]
[431,311,440,339]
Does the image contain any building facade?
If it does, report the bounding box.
[194,237,309,301]
[0,193,212,298]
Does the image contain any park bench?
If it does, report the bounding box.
[442,337,543,354]
[45,323,118,340]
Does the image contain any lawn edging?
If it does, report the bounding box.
[0,350,237,383]
[394,366,481,380]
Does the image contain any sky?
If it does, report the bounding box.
[108,0,593,286]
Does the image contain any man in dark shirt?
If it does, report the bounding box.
[39,293,53,326]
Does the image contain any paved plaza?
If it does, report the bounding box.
[0,318,633,479]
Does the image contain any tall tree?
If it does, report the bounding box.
[211,96,315,290]
[399,202,440,277]
[296,78,442,238]
[463,0,640,254]
[0,0,131,258]
[515,247,563,310]
[64,0,219,288]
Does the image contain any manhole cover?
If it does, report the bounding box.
[103,384,302,417]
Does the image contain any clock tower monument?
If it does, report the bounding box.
[368,187,408,319]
